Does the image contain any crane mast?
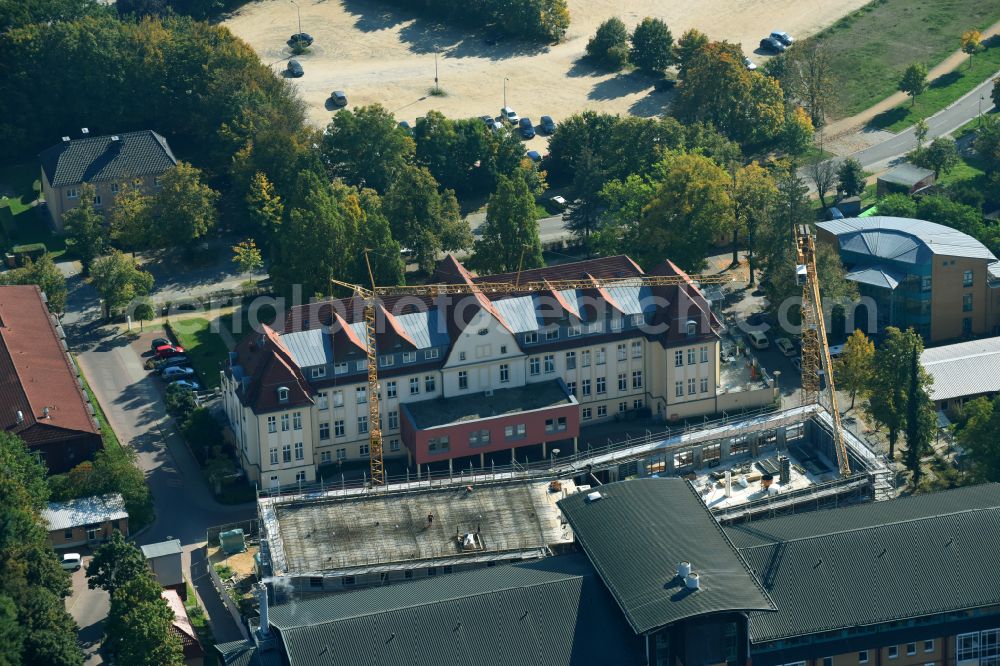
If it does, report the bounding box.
[796,225,851,476]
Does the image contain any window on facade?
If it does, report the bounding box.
[460,351,467,361]
[334,362,348,375]
[270,448,279,464]
[334,420,345,438]
[425,348,439,360]
[385,381,397,399]
[822,658,832,666]
[581,350,591,367]
[888,645,898,659]
[582,407,592,420]
[356,387,367,404]
[688,378,696,395]
[700,377,709,393]
[566,381,576,396]
[963,293,973,312]
[529,357,540,375]
[611,316,623,331]
[544,354,555,373]
[524,332,538,344]
[427,567,437,577]
[596,377,606,394]
[320,450,331,463]
[311,367,326,378]
[545,417,567,432]
[859,651,869,664]
[618,373,627,391]
[425,375,436,392]
[500,345,507,354]
[633,398,643,409]
[505,424,526,440]
[317,393,328,411]
[67,188,79,199]
[267,416,276,433]
[499,364,510,383]
[64,528,74,539]
[924,640,934,653]
[687,348,696,365]
[336,447,346,460]
[618,344,627,361]
[597,405,607,418]
[469,429,491,446]
[333,390,344,407]
[356,361,367,371]
[360,442,370,456]
[278,387,289,402]
[410,377,420,395]
[568,325,581,337]
[587,322,604,334]
[632,370,643,389]
[906,644,916,656]
[379,355,394,367]
[389,439,400,452]
[566,351,576,370]
[293,412,302,430]
[388,411,399,429]
[282,444,291,463]
[675,381,684,397]
[674,350,683,367]
[964,270,974,287]
[700,346,709,363]
[703,443,721,463]
[458,371,468,390]
[428,436,449,452]
[294,442,304,460]
[631,314,643,327]
[581,379,592,396]
[596,348,606,365]
[921,276,932,292]
[319,423,330,440]
[619,401,627,413]
[546,328,559,340]
[632,341,642,358]
[358,415,368,434]
[93,194,103,206]
[280,414,289,431]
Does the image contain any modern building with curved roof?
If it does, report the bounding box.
[817,217,1000,342]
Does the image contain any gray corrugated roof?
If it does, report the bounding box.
[726,484,1000,642]
[491,295,542,333]
[42,493,128,531]
[818,217,996,263]
[558,478,776,635]
[878,162,935,186]
[39,130,177,187]
[267,554,644,666]
[281,329,332,368]
[921,337,1000,401]
[844,265,905,290]
[394,310,449,349]
[141,539,182,559]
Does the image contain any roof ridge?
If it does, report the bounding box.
[737,503,1000,551]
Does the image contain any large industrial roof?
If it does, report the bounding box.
[921,336,1000,402]
[266,554,644,666]
[818,216,997,264]
[558,478,776,635]
[726,484,1000,642]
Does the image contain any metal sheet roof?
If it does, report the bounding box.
[558,478,776,635]
[844,265,905,290]
[726,484,1000,642]
[280,329,332,368]
[818,217,996,263]
[141,539,182,559]
[43,493,127,531]
[878,162,934,186]
[491,295,541,333]
[921,337,1000,401]
[604,286,655,315]
[394,310,450,349]
[266,554,644,666]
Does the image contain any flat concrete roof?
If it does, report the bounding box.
[263,479,576,576]
[404,380,573,429]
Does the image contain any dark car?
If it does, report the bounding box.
[653,78,677,92]
[518,117,535,139]
[155,344,185,359]
[289,33,314,47]
[150,337,170,352]
[540,115,556,134]
[286,59,304,77]
[330,90,347,107]
[526,150,542,163]
[398,120,412,132]
[759,36,786,53]
[162,366,196,381]
[153,356,189,373]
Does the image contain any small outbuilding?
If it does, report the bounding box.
[876,162,935,197]
[43,493,128,549]
[142,538,185,594]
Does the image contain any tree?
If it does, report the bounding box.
[731,162,778,286]
[904,345,935,486]
[782,106,814,157]
[961,29,983,68]
[629,17,674,73]
[782,42,834,127]
[322,104,415,193]
[808,156,837,209]
[899,62,928,107]
[675,28,709,80]
[914,118,930,152]
[835,329,874,410]
[86,532,150,596]
[232,238,263,285]
[836,157,866,198]
[382,164,471,274]
[62,184,104,274]
[0,254,68,312]
[915,136,960,179]
[876,192,917,218]
[109,179,152,257]
[89,250,154,320]
[471,174,543,274]
[865,327,924,460]
[633,152,732,271]
[353,187,405,286]
[959,395,1000,481]
[148,162,218,248]
[103,560,183,665]
[586,17,629,68]
[246,172,284,247]
[565,147,607,249]
[993,76,1000,110]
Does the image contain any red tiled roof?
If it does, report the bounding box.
[161,590,204,659]
[0,286,99,440]
[232,324,313,414]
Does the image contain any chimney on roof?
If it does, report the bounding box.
[42,407,50,419]
[81,127,89,136]
[15,410,24,424]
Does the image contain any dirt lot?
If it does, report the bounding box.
[226,0,870,143]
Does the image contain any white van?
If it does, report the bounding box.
[747,330,769,349]
[828,344,845,358]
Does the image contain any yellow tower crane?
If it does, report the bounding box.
[796,225,851,476]
[332,270,737,485]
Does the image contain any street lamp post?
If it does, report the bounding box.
[435,52,439,93]
[290,0,301,35]
[980,94,986,126]
[503,77,508,109]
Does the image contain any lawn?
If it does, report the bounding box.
[937,154,987,185]
[868,41,1000,131]
[0,161,66,258]
[166,317,230,390]
[804,0,1000,119]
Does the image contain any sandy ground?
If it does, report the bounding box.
[225,0,870,145]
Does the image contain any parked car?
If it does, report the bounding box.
[398,120,412,132]
[759,36,786,53]
[828,344,845,359]
[155,344,185,359]
[501,107,519,124]
[483,117,503,133]
[526,150,542,163]
[60,553,82,571]
[154,356,190,373]
[150,337,171,351]
[169,379,202,391]
[330,90,348,107]
[744,57,757,71]
[547,195,568,213]
[286,59,304,77]
[770,31,794,46]
[289,32,314,47]
[653,78,677,92]
[776,337,796,357]
[518,117,535,139]
[162,366,196,380]
[747,330,770,349]
[540,115,557,134]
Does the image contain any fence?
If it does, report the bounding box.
[207,559,250,640]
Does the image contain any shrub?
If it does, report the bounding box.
[181,408,223,464]
[586,17,629,68]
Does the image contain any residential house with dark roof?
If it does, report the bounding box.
[0,285,102,472]
[221,254,776,488]
[817,216,1000,342]
[38,129,177,230]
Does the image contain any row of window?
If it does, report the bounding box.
[267,412,303,433]
[530,344,641,377]
[269,470,308,485]
[675,377,710,397]
[522,315,644,344]
[674,346,710,367]
[885,640,935,659]
[377,348,439,368]
[567,371,643,397]
[66,179,158,201]
[269,441,306,465]
[582,400,642,420]
[317,438,401,465]
[779,640,936,666]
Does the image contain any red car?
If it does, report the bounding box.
[155,344,185,359]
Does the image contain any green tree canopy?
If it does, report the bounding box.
[899,62,928,106]
[245,171,284,248]
[914,136,960,179]
[86,531,149,595]
[836,157,866,198]
[0,254,68,312]
[904,345,935,486]
[865,327,927,460]
[322,104,415,193]
[586,17,629,68]
[675,28,709,80]
[109,179,153,257]
[62,184,104,274]
[629,17,674,73]
[835,329,875,410]
[149,162,218,248]
[103,557,183,665]
[472,173,543,273]
[89,250,155,320]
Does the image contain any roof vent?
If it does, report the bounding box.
[81,127,89,135]
[585,491,603,503]
[61,136,71,143]
[15,410,24,424]
[111,135,120,142]
[685,572,700,590]
[677,561,691,578]
[42,406,50,419]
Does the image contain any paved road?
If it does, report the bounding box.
[64,554,108,666]
[469,210,572,246]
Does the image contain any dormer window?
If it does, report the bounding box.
[277,386,290,403]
